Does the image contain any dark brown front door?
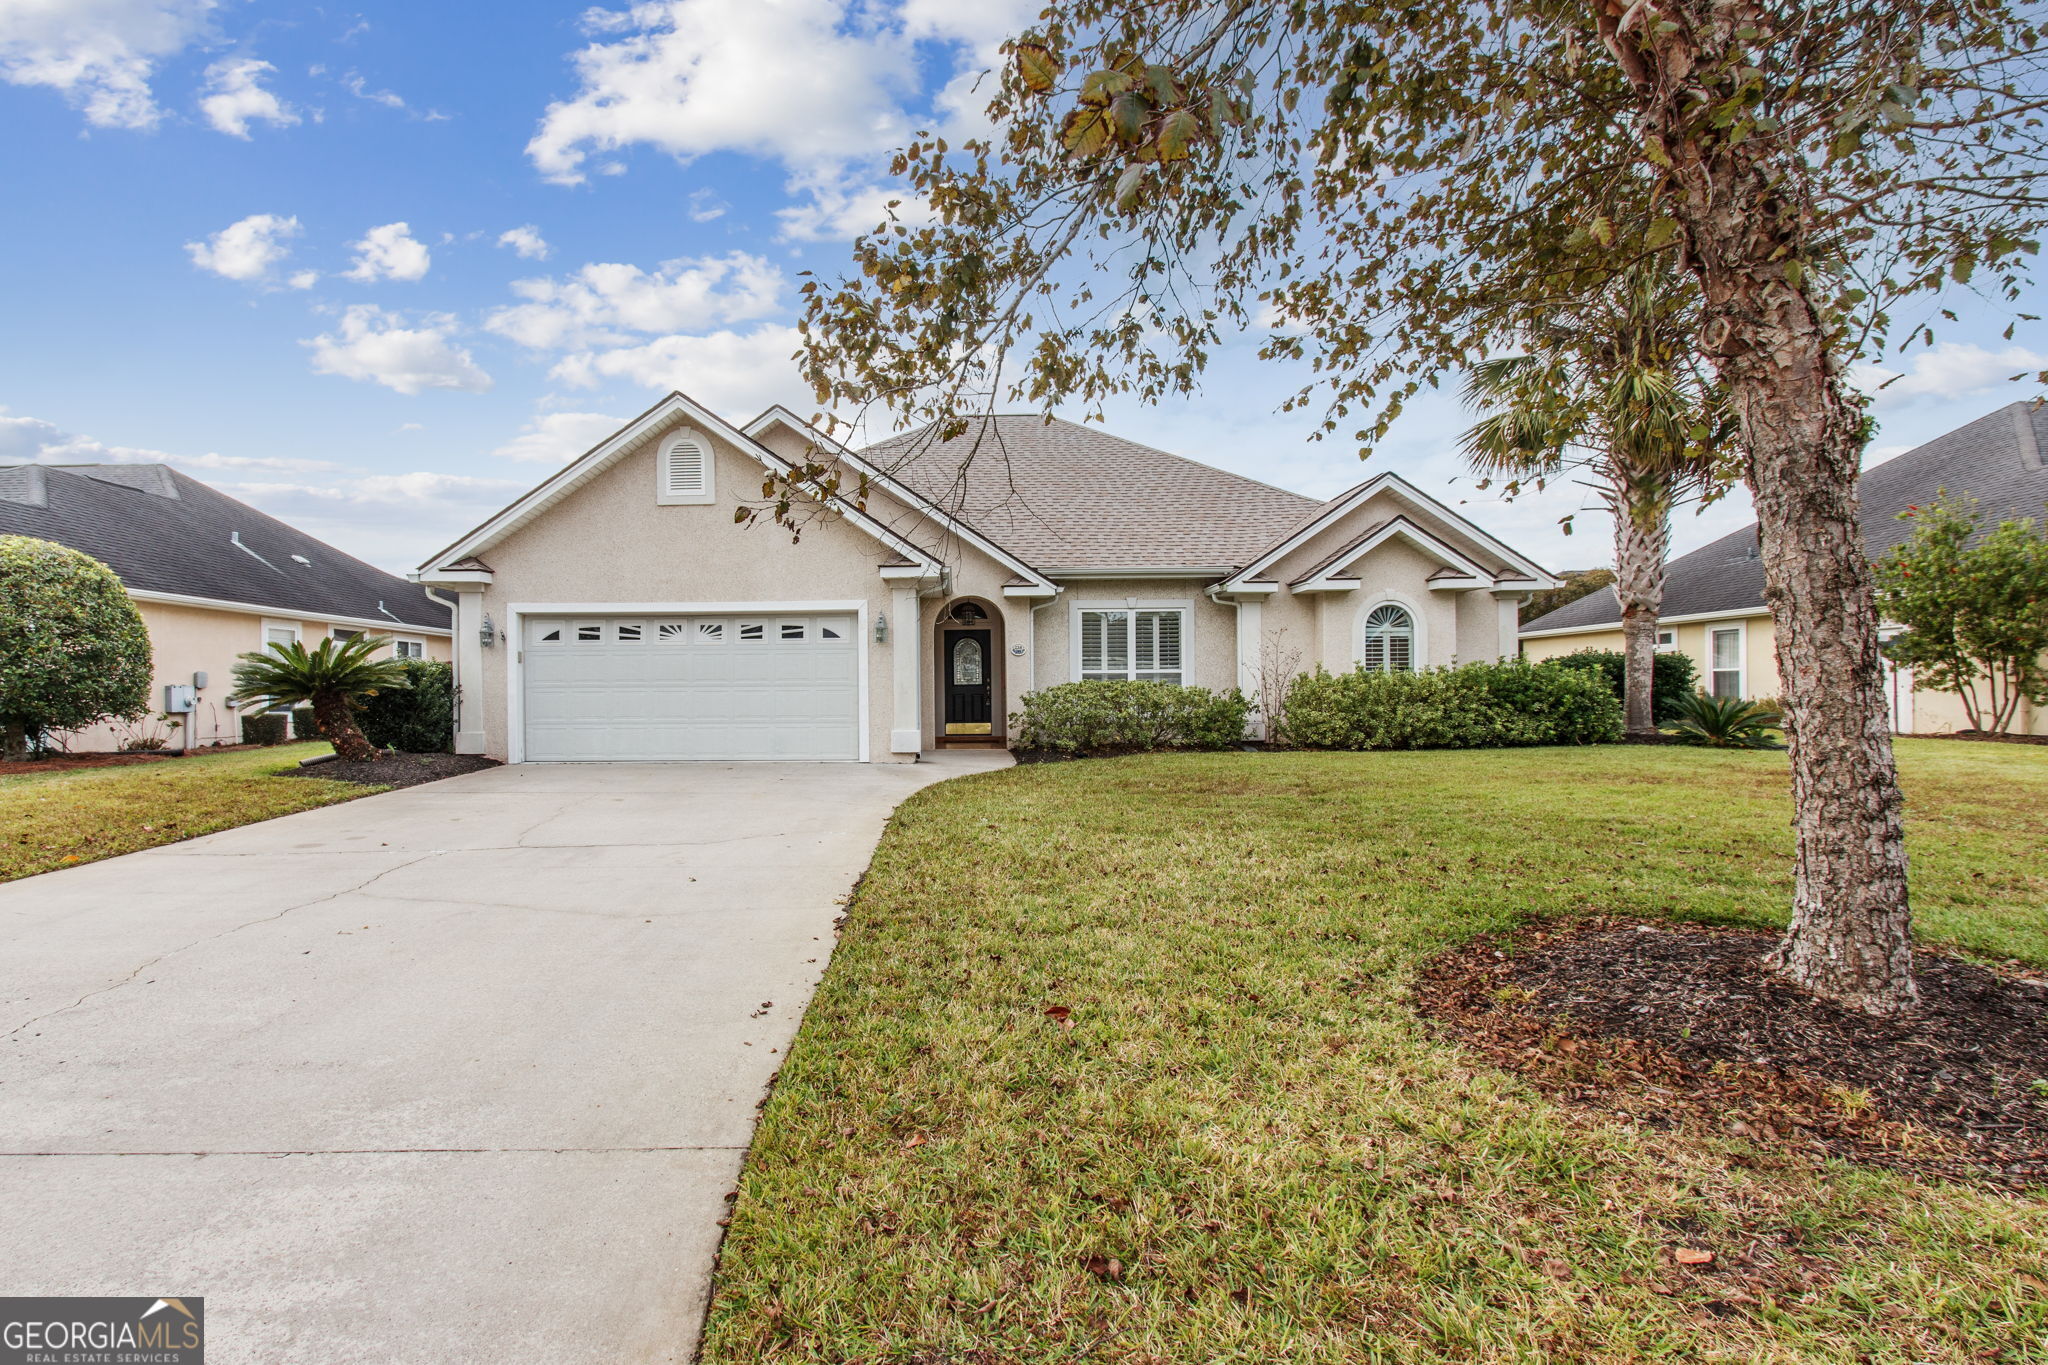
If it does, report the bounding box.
[943,629,993,735]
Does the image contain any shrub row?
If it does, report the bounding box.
[1010,680,1251,755]
[356,659,456,753]
[1278,659,1623,750]
[1543,647,1699,723]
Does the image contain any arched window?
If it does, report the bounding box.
[1360,604,1415,673]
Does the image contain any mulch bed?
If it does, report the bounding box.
[283,753,501,788]
[1415,918,2048,1191]
[1915,729,2048,747]
[0,753,180,776]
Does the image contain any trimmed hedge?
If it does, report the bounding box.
[1544,647,1699,723]
[1012,680,1251,755]
[356,658,456,753]
[240,713,288,746]
[1278,659,1622,750]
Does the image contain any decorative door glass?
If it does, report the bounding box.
[952,636,984,686]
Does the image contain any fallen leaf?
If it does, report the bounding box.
[903,1134,927,1149]
[1083,1255,1123,1279]
[1043,1005,1072,1021]
[1541,1258,1572,1280]
[1674,1248,1714,1266]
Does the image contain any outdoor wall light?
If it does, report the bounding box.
[480,614,498,648]
[873,612,888,643]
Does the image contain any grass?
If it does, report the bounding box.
[0,742,380,881]
[700,739,2048,1364]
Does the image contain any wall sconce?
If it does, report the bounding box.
[873,611,888,644]
[480,614,498,648]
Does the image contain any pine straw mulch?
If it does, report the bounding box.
[282,752,500,788]
[1414,917,2048,1192]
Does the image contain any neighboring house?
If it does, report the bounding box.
[1520,401,2048,735]
[0,463,452,751]
[413,391,1558,763]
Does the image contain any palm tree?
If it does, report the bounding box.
[1461,266,1729,737]
[229,635,411,761]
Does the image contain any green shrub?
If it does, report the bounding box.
[1663,691,1784,749]
[1278,659,1622,750]
[356,659,456,753]
[0,535,152,757]
[240,713,288,746]
[1011,680,1251,755]
[289,706,318,742]
[1543,647,1698,722]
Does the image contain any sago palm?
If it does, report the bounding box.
[1461,266,1729,737]
[229,635,411,761]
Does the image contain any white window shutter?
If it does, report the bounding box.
[1081,612,1106,673]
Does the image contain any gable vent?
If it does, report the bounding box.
[660,434,710,501]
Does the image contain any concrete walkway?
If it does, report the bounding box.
[0,752,1008,1363]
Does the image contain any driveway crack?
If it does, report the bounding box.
[3,852,440,1044]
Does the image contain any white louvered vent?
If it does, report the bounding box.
[657,432,713,504]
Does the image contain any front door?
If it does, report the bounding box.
[943,629,993,735]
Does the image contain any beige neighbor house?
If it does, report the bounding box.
[0,463,452,752]
[1520,401,2048,736]
[413,391,1559,764]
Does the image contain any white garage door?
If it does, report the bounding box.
[521,613,861,761]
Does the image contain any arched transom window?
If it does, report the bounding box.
[1360,604,1415,673]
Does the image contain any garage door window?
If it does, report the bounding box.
[739,623,765,640]
[576,623,602,642]
[616,623,642,642]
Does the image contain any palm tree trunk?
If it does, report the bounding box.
[1613,506,1670,737]
[312,694,379,761]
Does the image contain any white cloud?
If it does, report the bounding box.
[549,323,803,416]
[484,251,782,351]
[305,305,493,395]
[287,268,319,289]
[0,0,218,130]
[491,411,626,462]
[525,0,918,186]
[1850,342,2048,410]
[343,221,432,283]
[497,225,551,260]
[775,168,929,242]
[686,187,727,222]
[185,212,302,283]
[198,55,297,138]
[342,70,403,108]
[0,405,337,473]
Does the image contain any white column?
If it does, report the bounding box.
[454,591,487,754]
[889,583,923,754]
[1495,593,1523,660]
[1233,597,1263,737]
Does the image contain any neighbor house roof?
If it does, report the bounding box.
[858,415,1319,571]
[1520,401,2048,636]
[0,463,451,632]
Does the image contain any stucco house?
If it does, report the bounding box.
[0,462,452,751]
[414,392,1558,763]
[1520,401,2048,735]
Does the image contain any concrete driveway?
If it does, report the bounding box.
[0,753,1006,1363]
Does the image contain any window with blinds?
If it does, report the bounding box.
[657,431,713,503]
[1360,604,1415,673]
[1079,609,1185,684]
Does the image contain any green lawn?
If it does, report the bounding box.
[701,739,2048,1364]
[0,743,379,881]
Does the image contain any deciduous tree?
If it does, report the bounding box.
[797,1,2048,1014]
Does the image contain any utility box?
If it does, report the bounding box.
[163,684,197,714]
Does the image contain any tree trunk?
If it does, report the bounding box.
[1613,503,1670,736]
[311,694,380,762]
[1600,0,1917,1015]
[1,721,30,762]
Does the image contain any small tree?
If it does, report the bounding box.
[1875,493,2048,735]
[229,636,411,762]
[1521,569,1616,626]
[0,535,152,758]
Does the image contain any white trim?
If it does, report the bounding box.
[1068,598,1194,684]
[1001,583,1059,599]
[505,600,870,764]
[1708,621,1748,699]
[1222,471,1559,593]
[128,588,452,637]
[422,392,942,578]
[742,406,1056,592]
[410,569,493,588]
[1518,605,1774,640]
[655,428,716,505]
[1353,593,1428,672]
[1289,516,1493,593]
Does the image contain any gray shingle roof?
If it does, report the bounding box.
[859,415,1319,570]
[0,464,451,631]
[1521,401,2048,634]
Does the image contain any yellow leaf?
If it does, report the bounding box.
[1014,44,1057,94]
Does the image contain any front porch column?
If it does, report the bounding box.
[889,583,923,754]
[454,591,486,755]
[1494,592,1525,660]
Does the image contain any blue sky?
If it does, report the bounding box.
[3,0,2043,574]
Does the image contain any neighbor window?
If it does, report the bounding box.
[1655,628,1677,653]
[1079,609,1184,684]
[1710,627,1743,698]
[331,628,361,643]
[1359,604,1415,673]
[264,623,299,650]
[392,639,424,659]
